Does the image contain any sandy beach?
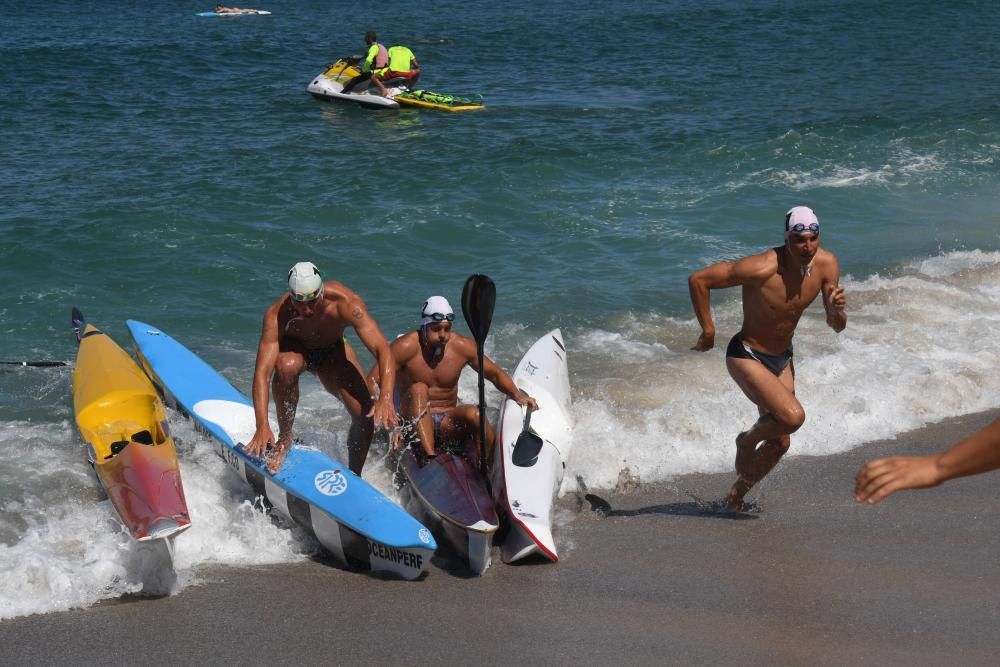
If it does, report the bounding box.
[3,408,1000,666]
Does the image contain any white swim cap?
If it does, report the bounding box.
[287,261,323,301]
[420,296,454,327]
[785,206,820,235]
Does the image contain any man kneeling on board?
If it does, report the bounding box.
[245,261,398,475]
[370,296,537,465]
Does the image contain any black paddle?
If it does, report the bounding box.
[511,406,544,467]
[0,360,70,367]
[461,274,496,479]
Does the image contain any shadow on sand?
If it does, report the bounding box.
[580,492,760,521]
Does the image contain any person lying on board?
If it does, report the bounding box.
[368,296,537,466]
[688,206,847,510]
[245,261,399,475]
[341,31,389,94]
[214,5,261,14]
[372,44,421,96]
[855,416,1000,504]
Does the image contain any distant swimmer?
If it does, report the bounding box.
[400,38,454,45]
[246,262,398,474]
[341,31,388,95]
[855,416,1000,504]
[369,296,536,465]
[372,44,421,96]
[688,206,847,510]
[214,5,262,13]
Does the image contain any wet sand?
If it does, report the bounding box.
[3,408,1000,666]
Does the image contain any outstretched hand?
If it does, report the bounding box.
[691,331,715,352]
[854,455,943,504]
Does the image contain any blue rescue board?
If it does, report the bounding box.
[126,320,435,580]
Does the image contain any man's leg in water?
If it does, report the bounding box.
[316,342,374,475]
[270,348,307,474]
[401,382,436,457]
[440,405,495,466]
[725,357,802,509]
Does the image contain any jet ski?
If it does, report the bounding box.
[307,59,486,112]
[306,59,406,110]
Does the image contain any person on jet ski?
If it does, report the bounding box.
[342,31,388,94]
[372,45,421,96]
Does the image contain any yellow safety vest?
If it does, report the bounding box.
[386,45,415,72]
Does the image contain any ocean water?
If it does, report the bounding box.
[2,0,1000,617]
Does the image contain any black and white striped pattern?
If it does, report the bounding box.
[221,441,429,579]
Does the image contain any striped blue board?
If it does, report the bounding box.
[126,319,435,580]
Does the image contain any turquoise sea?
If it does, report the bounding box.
[2,0,1000,616]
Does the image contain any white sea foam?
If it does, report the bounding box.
[0,418,307,620]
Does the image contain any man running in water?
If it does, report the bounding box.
[370,296,537,464]
[688,207,847,509]
[246,262,398,474]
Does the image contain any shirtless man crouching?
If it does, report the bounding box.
[688,207,847,509]
[370,296,537,465]
[245,261,398,474]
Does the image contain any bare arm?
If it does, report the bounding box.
[367,337,408,397]
[821,254,847,333]
[245,308,280,457]
[475,353,538,411]
[345,298,399,429]
[854,416,1000,504]
[688,253,769,351]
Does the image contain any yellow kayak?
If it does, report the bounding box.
[71,309,190,541]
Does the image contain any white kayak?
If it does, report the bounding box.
[306,59,405,110]
[492,329,573,563]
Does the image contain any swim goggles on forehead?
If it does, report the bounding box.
[290,287,323,302]
[424,312,455,322]
[787,222,819,234]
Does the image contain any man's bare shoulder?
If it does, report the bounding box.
[262,295,287,325]
[321,280,370,320]
[814,247,839,264]
[254,297,286,344]
[448,333,478,359]
[389,330,420,360]
[321,279,358,304]
[813,247,841,276]
[734,247,780,283]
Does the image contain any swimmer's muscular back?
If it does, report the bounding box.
[390,331,479,410]
[264,280,366,348]
[736,246,840,353]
